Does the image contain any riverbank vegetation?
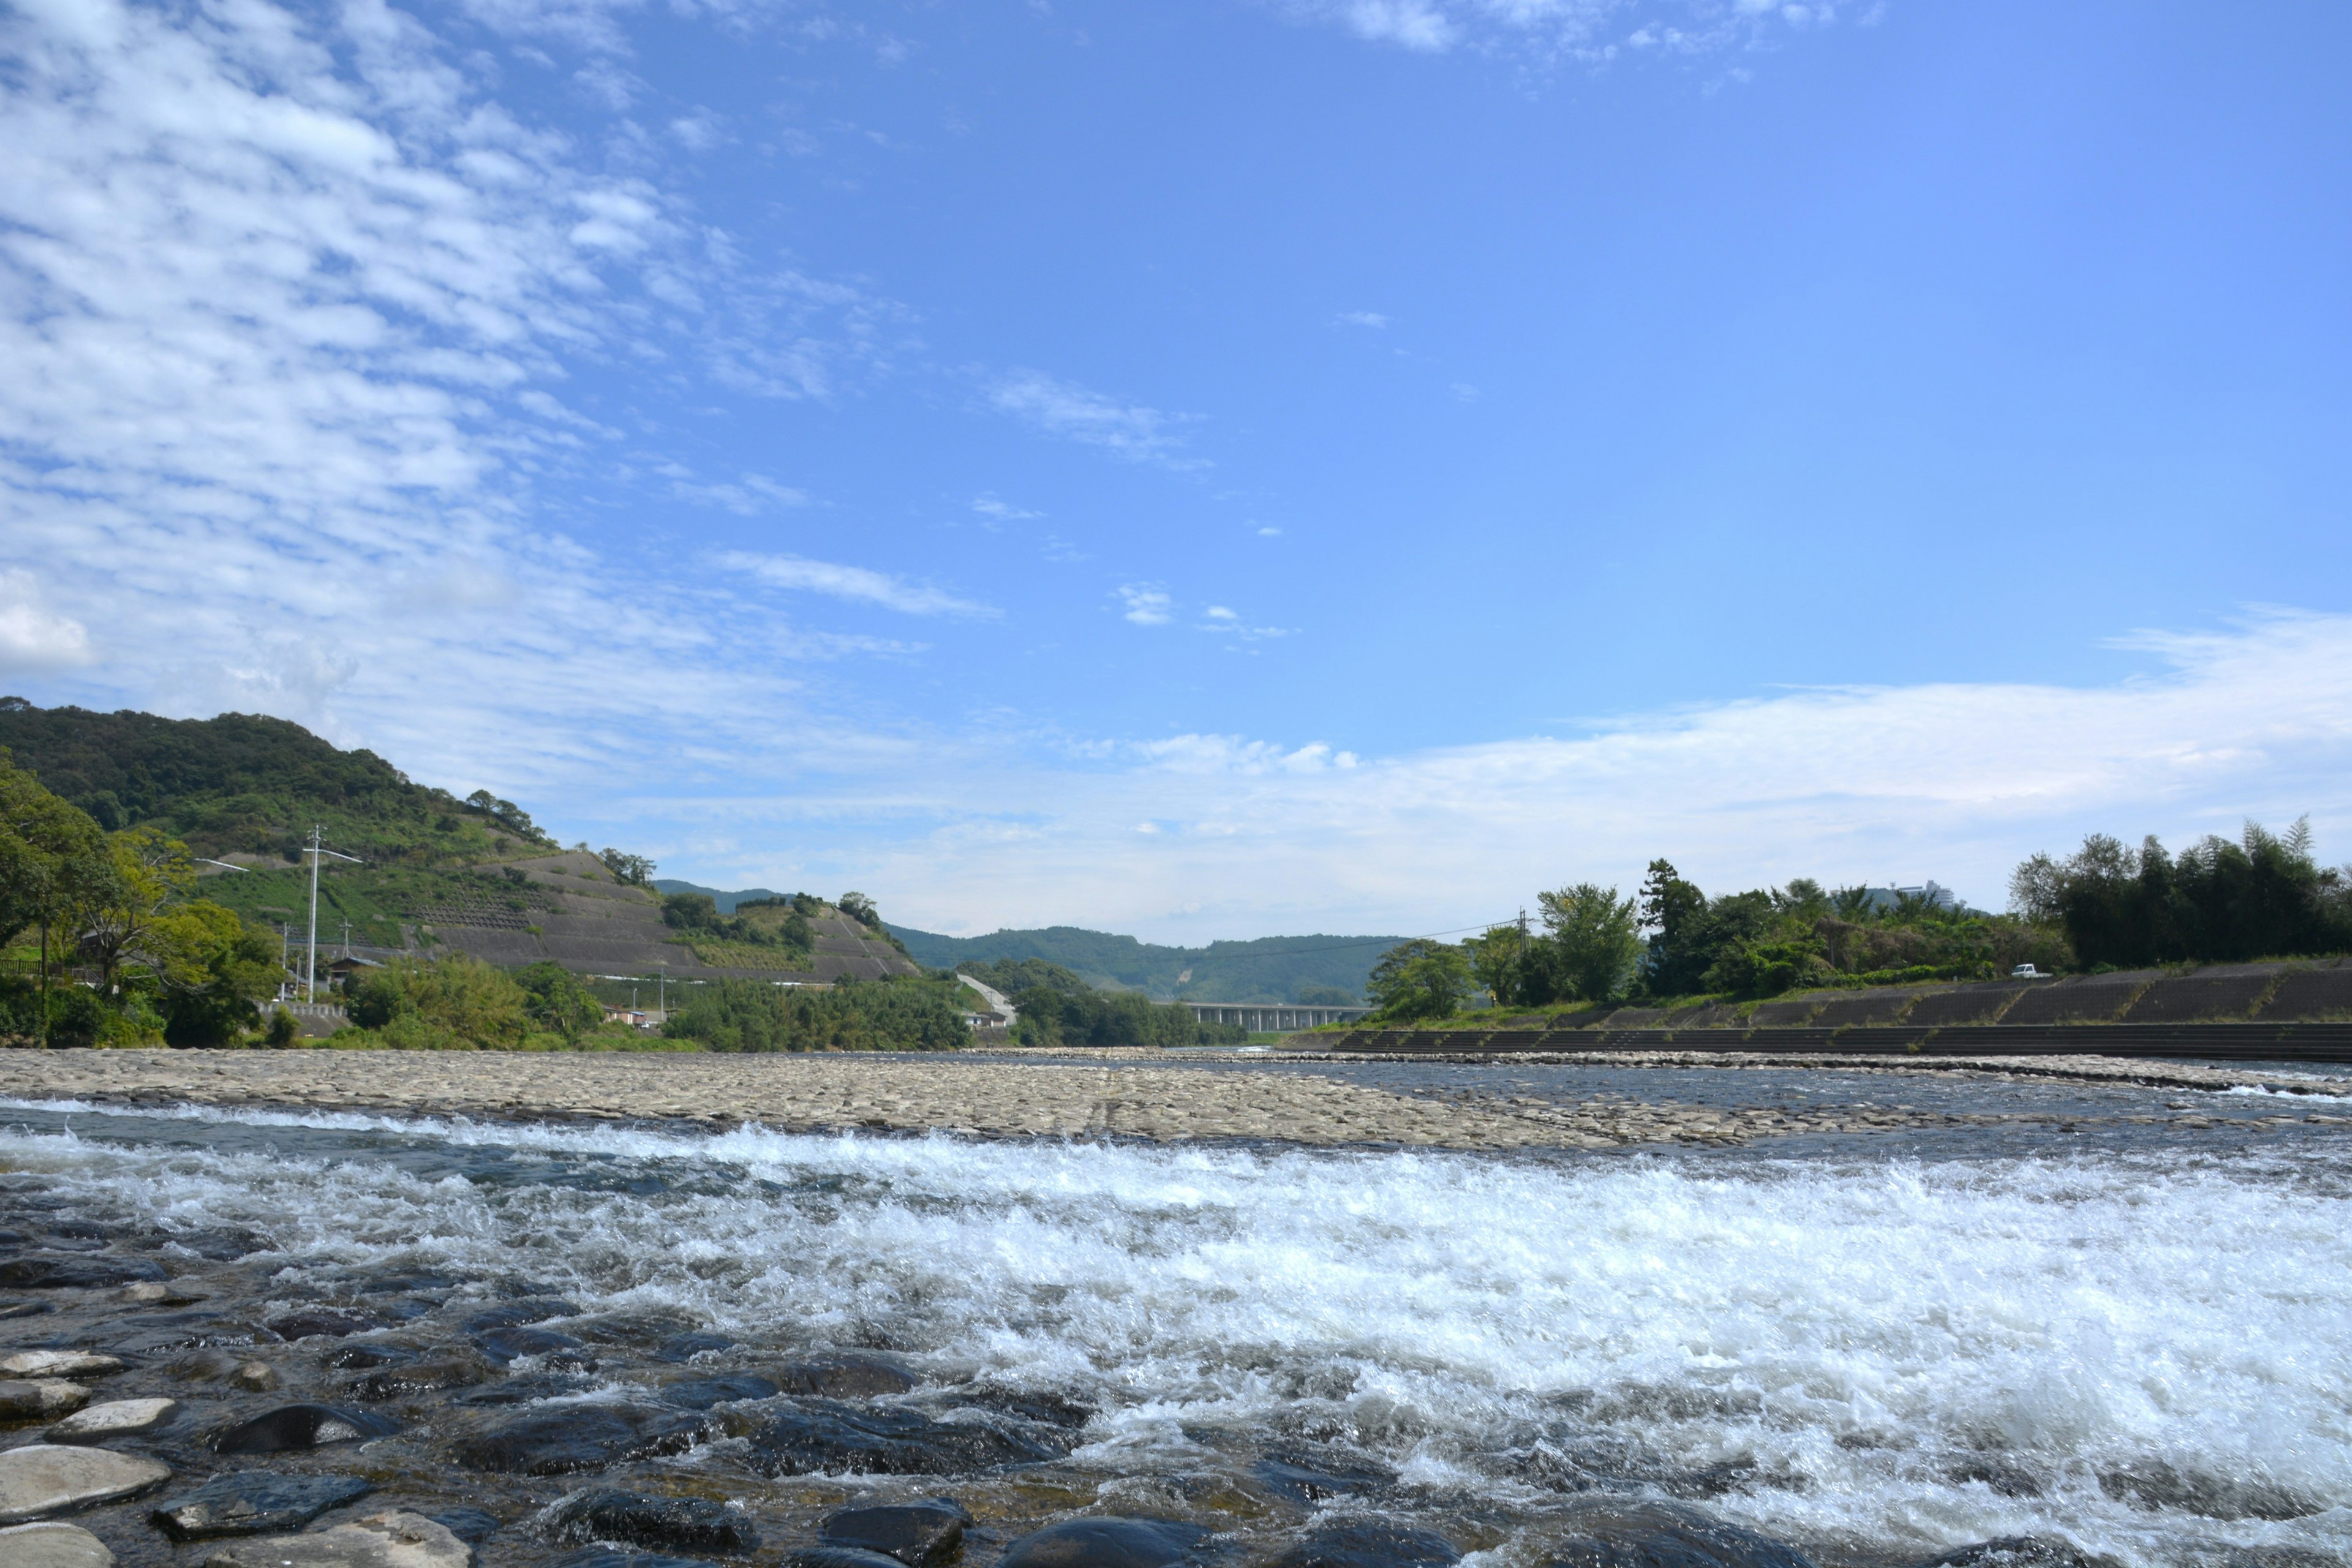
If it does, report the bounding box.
[1362,819,2350,1024]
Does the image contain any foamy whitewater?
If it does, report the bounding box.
[4,1100,2348,1568]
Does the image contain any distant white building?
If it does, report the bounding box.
[1852,881,1959,913]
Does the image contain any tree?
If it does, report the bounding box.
[1537,883,1642,1004]
[346,955,531,1048]
[153,903,281,1046]
[75,826,197,997]
[1637,860,1710,996]
[516,961,601,1041]
[1463,924,1535,1008]
[600,849,655,887]
[2015,819,2352,968]
[839,891,879,929]
[0,753,113,1042]
[1365,940,1471,1021]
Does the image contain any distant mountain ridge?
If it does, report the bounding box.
[653,879,785,913]
[886,923,1404,1005]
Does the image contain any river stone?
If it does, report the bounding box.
[0,1379,91,1419]
[656,1373,780,1410]
[538,1487,760,1553]
[1543,1501,1815,1568]
[0,1521,116,1567]
[213,1404,400,1454]
[202,1510,470,1568]
[450,1371,588,1407]
[327,1344,417,1371]
[267,1308,385,1341]
[1273,1523,1460,1568]
[456,1403,706,1475]
[2096,1462,2320,1521]
[552,1552,721,1568]
[475,1326,595,1369]
[344,1358,488,1402]
[0,1444,172,1523]
[461,1299,577,1333]
[1915,1542,2096,1568]
[774,1352,919,1398]
[0,1352,123,1379]
[650,1332,734,1363]
[51,1397,176,1441]
[997,1517,1218,1568]
[746,1400,1061,1477]
[821,1499,970,1567]
[0,1257,167,1290]
[1253,1452,1395,1502]
[788,1550,916,1568]
[152,1473,375,1540]
[426,1509,500,1545]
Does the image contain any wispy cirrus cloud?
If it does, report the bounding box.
[719,552,995,617]
[1277,0,1856,60]
[1116,584,1175,625]
[987,371,1205,469]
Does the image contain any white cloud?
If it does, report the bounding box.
[811,611,2352,942]
[971,492,1042,522]
[718,552,994,617]
[1449,381,1480,402]
[1257,525,1284,537]
[668,472,809,514]
[1276,0,1849,60]
[1335,310,1389,328]
[987,371,1204,469]
[1117,584,1174,625]
[0,0,911,817]
[0,569,92,674]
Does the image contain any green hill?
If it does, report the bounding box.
[886,923,1405,1004]
[0,698,548,864]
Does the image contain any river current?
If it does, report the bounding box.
[0,1085,2346,1568]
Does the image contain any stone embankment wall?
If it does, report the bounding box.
[1306,959,2352,1061]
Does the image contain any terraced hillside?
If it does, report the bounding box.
[416,853,921,982]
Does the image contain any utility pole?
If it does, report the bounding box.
[302,828,364,1003]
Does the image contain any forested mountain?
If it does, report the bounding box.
[0,699,546,862]
[886,923,1403,1004]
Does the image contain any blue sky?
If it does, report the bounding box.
[4,0,2349,939]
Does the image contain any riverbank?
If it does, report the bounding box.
[0,1047,2344,1151]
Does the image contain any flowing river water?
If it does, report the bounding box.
[0,1065,2346,1568]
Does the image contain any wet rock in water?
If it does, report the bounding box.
[1912,1540,2098,1568]
[343,1357,489,1402]
[538,1486,761,1554]
[462,1298,578,1333]
[0,1521,116,1567]
[554,1551,726,1568]
[820,1499,970,1568]
[428,1507,501,1544]
[234,1361,281,1391]
[657,1374,780,1411]
[0,1352,121,1379]
[121,1281,208,1305]
[108,1311,232,1356]
[50,1397,177,1442]
[0,1379,91,1420]
[352,1270,464,1295]
[996,1516,1219,1568]
[0,1256,167,1290]
[963,1390,1093,1430]
[1253,1452,1395,1503]
[457,1402,707,1474]
[2222,1551,2340,1568]
[1543,1501,1815,1568]
[0,1444,173,1523]
[212,1404,400,1454]
[1272,1523,1459,1568]
[451,1371,589,1406]
[149,1472,375,1540]
[2096,1462,2321,1521]
[772,1352,919,1398]
[267,1308,385,1341]
[476,1325,596,1369]
[789,1549,919,1568]
[1947,1458,2043,1499]
[745,1400,1061,1477]
[574,1310,698,1346]
[160,1227,271,1262]
[0,1300,56,1320]
[204,1510,470,1568]
[326,1343,417,1371]
[652,1332,735,1364]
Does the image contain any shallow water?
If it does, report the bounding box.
[0,1098,2346,1568]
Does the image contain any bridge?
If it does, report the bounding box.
[1182,1001,1373,1033]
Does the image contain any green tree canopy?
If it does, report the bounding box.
[1537,883,1643,1004]
[1366,940,1471,1021]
